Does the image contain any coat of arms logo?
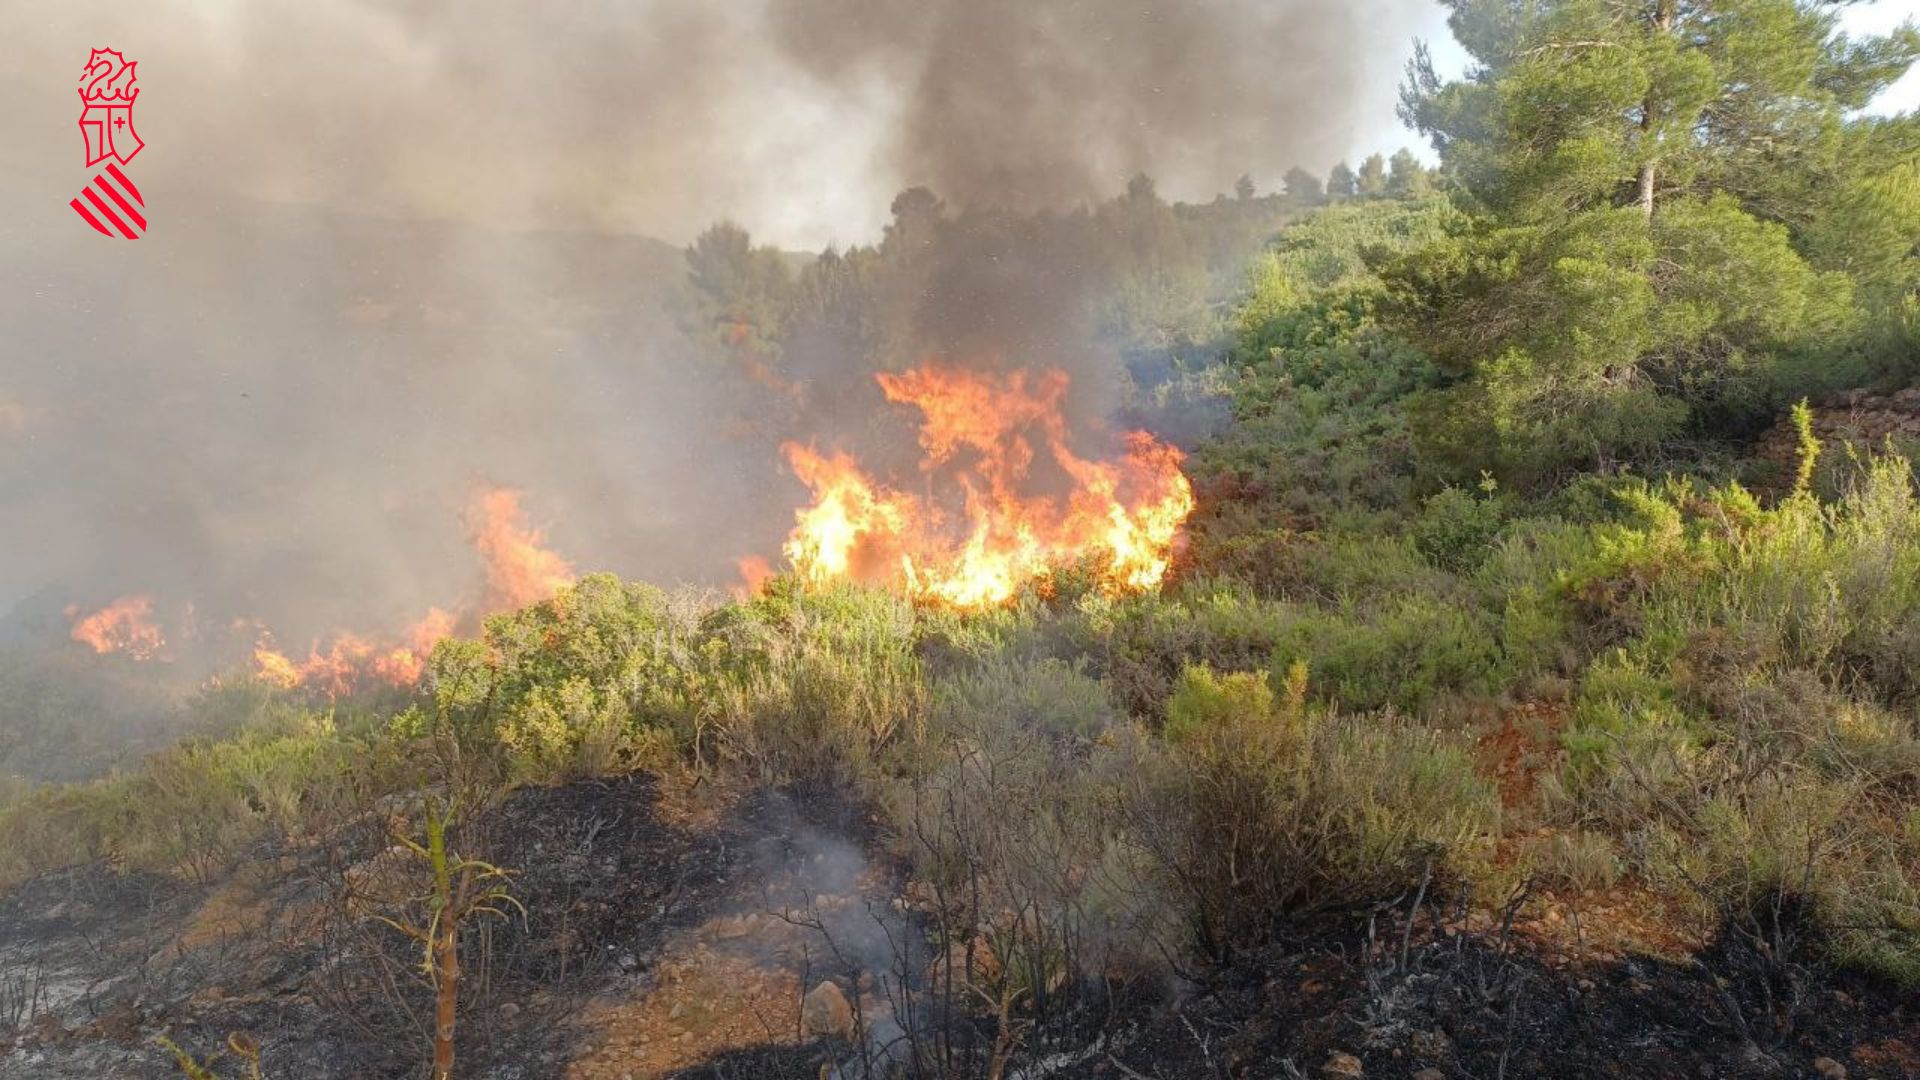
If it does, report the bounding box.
[72,47,146,239]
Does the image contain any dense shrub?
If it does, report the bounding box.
[701,581,928,787]
[1134,665,1498,955]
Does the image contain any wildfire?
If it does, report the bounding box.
[775,364,1193,608]
[67,594,166,659]
[251,487,571,695]
[468,487,575,610]
[253,607,456,695]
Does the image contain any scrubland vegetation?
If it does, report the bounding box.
[4,1,1919,1076]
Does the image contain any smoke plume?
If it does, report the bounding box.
[0,0,1436,750]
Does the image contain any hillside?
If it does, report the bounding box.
[3,3,1919,1079]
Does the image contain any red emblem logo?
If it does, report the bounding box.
[79,48,142,167]
[73,48,146,239]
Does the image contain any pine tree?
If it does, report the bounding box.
[1400,0,1918,223]
[1387,0,1915,484]
[1282,166,1324,202]
[1356,153,1387,197]
[1327,161,1359,200]
[1385,149,1430,197]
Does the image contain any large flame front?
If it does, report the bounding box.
[777,365,1193,608]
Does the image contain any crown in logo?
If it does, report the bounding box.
[79,47,139,105]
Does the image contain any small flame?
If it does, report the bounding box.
[251,606,457,696]
[248,487,572,696]
[468,487,575,610]
[67,595,166,659]
[771,364,1193,608]
[735,556,777,599]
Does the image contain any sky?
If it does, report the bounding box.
[1841,0,1920,114]
[2,2,1913,247]
[0,0,1443,249]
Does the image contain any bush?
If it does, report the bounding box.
[1652,775,1920,985]
[934,655,1114,742]
[443,573,700,781]
[1133,664,1498,955]
[702,582,927,788]
[1410,480,1509,572]
[1275,593,1502,713]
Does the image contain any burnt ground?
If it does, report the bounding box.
[0,774,866,1079]
[3,774,1917,1079]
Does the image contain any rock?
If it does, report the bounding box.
[1321,1051,1364,1078]
[1812,1058,1846,1080]
[1411,1070,1446,1080]
[497,1002,521,1019]
[802,980,854,1038]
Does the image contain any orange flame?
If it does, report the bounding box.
[468,487,575,610]
[773,364,1193,608]
[250,485,572,695]
[67,595,165,659]
[252,606,458,696]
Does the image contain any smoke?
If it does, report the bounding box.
[1,0,1426,243]
[0,1,1435,744]
[769,0,1379,214]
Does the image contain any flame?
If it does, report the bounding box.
[735,556,777,600]
[468,487,575,610]
[67,595,165,659]
[249,485,572,696]
[773,364,1193,608]
[252,606,457,696]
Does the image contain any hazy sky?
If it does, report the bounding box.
[4,2,1912,247]
[0,0,1446,249]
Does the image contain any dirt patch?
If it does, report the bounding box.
[1476,700,1566,812]
[567,948,808,1079]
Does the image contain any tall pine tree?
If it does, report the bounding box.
[1388,0,1917,485]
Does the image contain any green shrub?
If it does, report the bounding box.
[1410,480,1509,572]
[1659,776,1920,986]
[1520,829,1622,892]
[702,582,927,787]
[1275,593,1502,713]
[1162,663,1281,745]
[1078,584,1301,722]
[1133,667,1498,954]
[934,655,1114,742]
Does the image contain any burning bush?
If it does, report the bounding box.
[775,365,1194,609]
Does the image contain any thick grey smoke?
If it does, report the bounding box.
[0,0,1431,703]
[1,0,1424,243]
[769,0,1387,213]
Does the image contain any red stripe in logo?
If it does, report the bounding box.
[105,162,143,206]
[70,196,114,237]
[94,173,146,230]
[80,184,138,238]
[72,175,144,238]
